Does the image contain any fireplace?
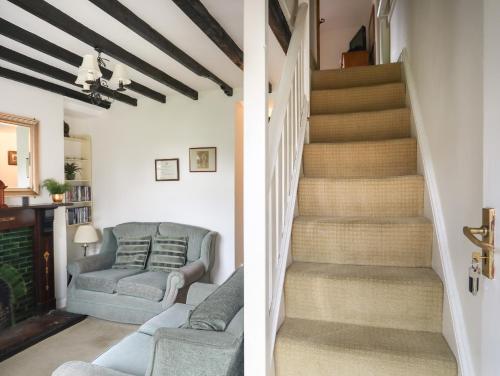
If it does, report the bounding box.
[0,204,58,327]
[0,204,87,361]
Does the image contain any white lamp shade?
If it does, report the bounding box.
[74,224,99,244]
[110,63,131,88]
[76,54,102,84]
[81,54,100,71]
[75,69,98,85]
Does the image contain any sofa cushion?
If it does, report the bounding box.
[148,236,188,272]
[186,267,243,331]
[93,332,152,376]
[76,269,143,294]
[158,222,209,262]
[116,271,167,301]
[139,303,194,336]
[112,237,151,270]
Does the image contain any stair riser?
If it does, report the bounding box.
[292,222,433,267]
[285,274,443,332]
[311,83,406,115]
[311,63,402,90]
[298,177,424,217]
[303,139,417,178]
[275,344,456,376]
[310,109,411,143]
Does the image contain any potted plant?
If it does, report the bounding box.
[65,162,81,181]
[42,179,70,203]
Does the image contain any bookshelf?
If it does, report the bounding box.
[64,135,93,262]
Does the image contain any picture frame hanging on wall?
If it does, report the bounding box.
[155,158,180,181]
[189,147,217,172]
[7,151,17,165]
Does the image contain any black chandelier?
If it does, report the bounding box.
[75,49,131,105]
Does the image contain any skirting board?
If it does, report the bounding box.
[399,48,474,376]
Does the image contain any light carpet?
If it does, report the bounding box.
[275,63,457,375]
[0,317,137,376]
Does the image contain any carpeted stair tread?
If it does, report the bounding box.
[311,83,406,115]
[298,175,424,217]
[275,318,457,376]
[311,63,402,90]
[279,62,456,374]
[292,216,432,267]
[285,262,443,332]
[303,138,417,178]
[310,108,411,143]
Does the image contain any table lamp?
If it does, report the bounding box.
[74,224,98,257]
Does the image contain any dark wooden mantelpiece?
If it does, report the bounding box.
[0,204,66,314]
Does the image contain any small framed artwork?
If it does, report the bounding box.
[155,158,179,181]
[189,147,217,172]
[7,151,17,166]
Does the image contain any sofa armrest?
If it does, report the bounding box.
[146,328,243,376]
[186,282,219,306]
[162,260,205,308]
[52,361,134,376]
[199,231,217,272]
[67,252,115,278]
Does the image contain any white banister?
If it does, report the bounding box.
[244,0,309,373]
[267,0,310,367]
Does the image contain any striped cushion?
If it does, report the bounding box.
[148,236,188,272]
[112,237,151,270]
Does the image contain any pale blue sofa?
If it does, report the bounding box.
[66,222,217,324]
[53,269,244,376]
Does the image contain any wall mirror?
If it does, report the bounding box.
[0,112,39,196]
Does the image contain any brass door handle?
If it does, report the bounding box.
[463,208,495,279]
[463,226,494,251]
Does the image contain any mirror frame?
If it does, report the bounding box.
[0,112,40,197]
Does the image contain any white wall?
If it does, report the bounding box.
[390,1,483,374]
[0,77,68,309]
[320,0,372,69]
[0,125,17,187]
[66,89,241,284]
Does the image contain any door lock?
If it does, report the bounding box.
[463,208,495,279]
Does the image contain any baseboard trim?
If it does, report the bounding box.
[399,48,475,376]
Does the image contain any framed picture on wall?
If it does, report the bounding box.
[189,147,217,172]
[155,158,179,181]
[7,151,17,165]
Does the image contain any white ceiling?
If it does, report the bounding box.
[0,0,285,103]
[320,0,373,30]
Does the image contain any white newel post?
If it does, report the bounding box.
[244,0,270,375]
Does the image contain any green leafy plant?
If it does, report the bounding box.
[42,178,70,194]
[0,264,27,325]
[64,162,82,180]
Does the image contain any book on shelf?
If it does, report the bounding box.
[65,185,91,203]
[67,206,91,225]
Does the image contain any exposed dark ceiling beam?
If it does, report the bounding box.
[171,0,244,70]
[0,18,166,103]
[269,0,292,52]
[6,0,198,100]
[0,46,137,106]
[88,0,233,96]
[0,65,111,109]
